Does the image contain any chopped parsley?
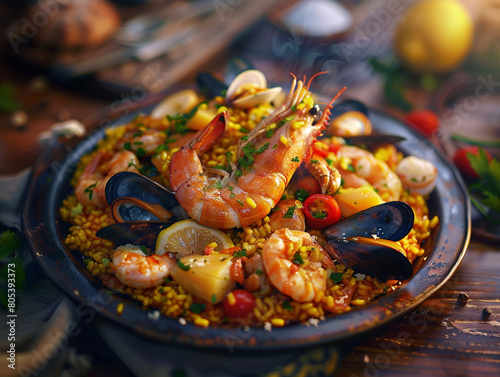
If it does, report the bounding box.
[296,188,309,202]
[235,169,242,178]
[164,277,171,284]
[134,141,143,145]
[266,129,273,138]
[239,142,270,169]
[141,245,147,254]
[233,249,247,258]
[237,199,244,206]
[214,180,222,189]
[347,163,356,172]
[190,303,206,314]
[291,156,300,162]
[84,182,98,200]
[330,272,344,284]
[310,159,319,163]
[154,144,169,153]
[177,259,190,271]
[123,142,131,151]
[240,135,249,141]
[292,252,304,265]
[102,258,110,267]
[282,300,293,311]
[211,294,217,303]
[283,206,296,218]
[136,147,146,158]
[239,127,250,133]
[325,158,334,166]
[311,211,327,219]
[255,269,264,276]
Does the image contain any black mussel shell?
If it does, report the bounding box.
[324,201,414,242]
[224,56,255,84]
[105,171,188,222]
[326,237,413,281]
[196,72,228,100]
[96,222,171,248]
[330,99,369,119]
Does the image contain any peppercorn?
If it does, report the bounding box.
[483,308,492,318]
[457,292,469,305]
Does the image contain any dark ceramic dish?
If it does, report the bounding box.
[23,96,470,355]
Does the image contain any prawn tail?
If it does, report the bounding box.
[318,86,347,130]
[188,111,227,154]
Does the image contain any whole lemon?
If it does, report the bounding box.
[394,0,474,73]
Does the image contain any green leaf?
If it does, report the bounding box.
[282,300,293,311]
[330,272,343,284]
[296,188,309,202]
[233,249,246,258]
[190,303,206,314]
[283,206,296,218]
[177,259,190,271]
[292,252,304,265]
[0,230,21,259]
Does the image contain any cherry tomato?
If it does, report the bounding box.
[453,146,492,179]
[223,289,256,318]
[404,110,439,138]
[296,176,321,198]
[303,194,341,230]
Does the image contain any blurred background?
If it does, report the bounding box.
[0,0,498,176]
[0,1,499,376]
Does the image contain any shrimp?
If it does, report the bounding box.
[75,150,140,207]
[111,245,176,289]
[337,145,402,201]
[168,74,346,229]
[268,199,306,232]
[262,229,334,303]
[396,156,437,196]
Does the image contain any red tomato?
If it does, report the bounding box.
[223,290,256,318]
[453,146,492,178]
[296,176,321,197]
[404,110,439,138]
[303,194,341,230]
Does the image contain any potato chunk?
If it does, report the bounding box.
[334,186,383,217]
[170,254,235,304]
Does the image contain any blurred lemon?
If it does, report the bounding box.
[394,0,474,73]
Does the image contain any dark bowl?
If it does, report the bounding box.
[22,95,470,371]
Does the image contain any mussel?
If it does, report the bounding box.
[323,201,414,281]
[96,222,171,248]
[225,70,282,109]
[105,171,188,223]
[327,99,372,137]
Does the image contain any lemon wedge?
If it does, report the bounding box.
[151,89,199,119]
[155,219,234,257]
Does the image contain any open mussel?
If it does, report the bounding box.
[105,171,188,223]
[323,202,414,281]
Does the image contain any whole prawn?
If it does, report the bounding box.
[168,73,346,228]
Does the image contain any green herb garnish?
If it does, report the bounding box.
[292,252,304,265]
[177,259,191,271]
[291,156,300,162]
[283,206,296,218]
[330,272,344,284]
[282,300,293,311]
[190,303,206,314]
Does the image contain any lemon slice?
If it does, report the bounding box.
[155,219,234,257]
[151,89,199,119]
